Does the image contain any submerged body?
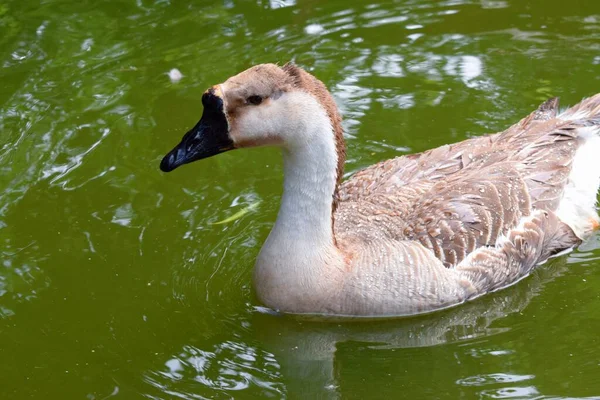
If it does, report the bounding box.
[161,63,600,317]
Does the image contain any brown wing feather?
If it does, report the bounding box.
[457,210,580,293]
[335,97,586,268]
[338,97,563,202]
[402,163,532,267]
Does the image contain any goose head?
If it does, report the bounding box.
[160,63,345,177]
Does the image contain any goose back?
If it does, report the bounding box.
[335,96,600,270]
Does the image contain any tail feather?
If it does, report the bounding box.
[559,93,600,121]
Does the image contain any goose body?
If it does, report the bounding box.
[161,63,600,317]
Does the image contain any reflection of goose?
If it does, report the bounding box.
[160,63,600,317]
[251,258,571,399]
[145,258,571,399]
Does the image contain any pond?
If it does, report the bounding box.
[1,0,600,398]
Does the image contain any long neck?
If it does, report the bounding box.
[274,135,339,247]
[265,90,342,252]
[254,89,345,313]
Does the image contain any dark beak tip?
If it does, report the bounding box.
[159,154,177,172]
[159,103,232,173]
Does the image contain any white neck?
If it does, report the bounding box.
[253,91,344,312]
[275,141,338,246]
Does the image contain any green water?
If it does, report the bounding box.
[1,0,600,398]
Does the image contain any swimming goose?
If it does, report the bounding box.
[160,63,600,317]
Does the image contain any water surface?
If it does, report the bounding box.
[1,0,600,398]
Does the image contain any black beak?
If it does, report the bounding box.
[160,90,233,172]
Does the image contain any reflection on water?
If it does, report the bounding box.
[145,342,284,398]
[146,257,575,398]
[457,372,535,387]
[1,0,600,398]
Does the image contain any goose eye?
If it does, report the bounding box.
[247,95,263,105]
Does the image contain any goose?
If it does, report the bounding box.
[160,63,600,317]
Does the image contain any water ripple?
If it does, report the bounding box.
[1,0,600,398]
[144,341,284,398]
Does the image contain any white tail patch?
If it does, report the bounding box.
[558,108,591,122]
[555,127,600,238]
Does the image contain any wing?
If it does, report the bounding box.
[402,163,531,267]
[338,98,561,204]
[335,97,584,268]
